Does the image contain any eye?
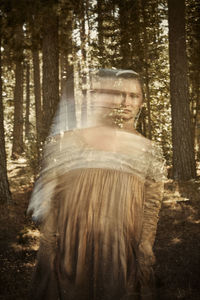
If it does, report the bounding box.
[130,93,139,99]
[120,92,126,98]
[111,91,121,97]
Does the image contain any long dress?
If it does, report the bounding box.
[28,126,165,300]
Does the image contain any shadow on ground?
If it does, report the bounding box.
[154,180,200,300]
[0,164,200,299]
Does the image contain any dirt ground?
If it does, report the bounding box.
[0,160,200,300]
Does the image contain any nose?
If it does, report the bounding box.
[121,93,132,106]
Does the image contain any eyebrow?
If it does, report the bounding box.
[120,91,141,98]
[90,88,121,95]
[90,89,141,97]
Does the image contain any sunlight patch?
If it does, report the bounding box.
[171,237,182,244]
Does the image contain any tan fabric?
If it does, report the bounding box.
[28,128,165,221]
[29,71,166,299]
[30,168,163,300]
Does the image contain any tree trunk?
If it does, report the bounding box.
[168,0,196,180]
[85,0,92,71]
[12,25,24,159]
[97,0,105,68]
[32,49,42,152]
[196,103,200,158]
[65,11,76,130]
[0,19,12,204]
[186,1,200,158]
[141,0,152,140]
[60,53,66,94]
[80,1,87,126]
[25,63,30,139]
[195,83,200,157]
[42,2,59,140]
[119,0,131,68]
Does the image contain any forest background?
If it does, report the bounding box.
[0,0,200,299]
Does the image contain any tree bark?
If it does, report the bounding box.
[32,49,42,152]
[0,19,12,204]
[97,0,105,68]
[186,1,200,158]
[60,52,66,95]
[80,1,87,126]
[12,25,24,158]
[140,0,152,140]
[42,2,59,140]
[118,0,132,68]
[65,11,76,130]
[168,0,196,180]
[25,63,30,139]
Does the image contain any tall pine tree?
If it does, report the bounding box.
[168,0,196,179]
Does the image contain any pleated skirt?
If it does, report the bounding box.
[30,168,145,300]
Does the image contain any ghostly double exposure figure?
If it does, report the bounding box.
[28,69,165,300]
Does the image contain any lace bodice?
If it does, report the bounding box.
[28,127,166,220]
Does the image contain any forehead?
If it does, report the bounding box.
[92,77,142,94]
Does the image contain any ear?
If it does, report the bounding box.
[138,103,144,110]
[140,102,146,108]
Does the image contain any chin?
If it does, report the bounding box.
[121,113,134,120]
[123,117,134,122]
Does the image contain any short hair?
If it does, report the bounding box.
[92,69,144,99]
[94,68,143,89]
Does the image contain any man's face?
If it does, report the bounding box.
[92,78,143,120]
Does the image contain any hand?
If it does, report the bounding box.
[137,241,155,286]
[138,241,155,266]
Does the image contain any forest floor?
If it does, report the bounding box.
[0,159,200,300]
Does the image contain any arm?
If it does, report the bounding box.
[29,198,59,300]
[138,178,164,286]
[140,179,164,252]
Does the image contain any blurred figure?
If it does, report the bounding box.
[28,69,165,300]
